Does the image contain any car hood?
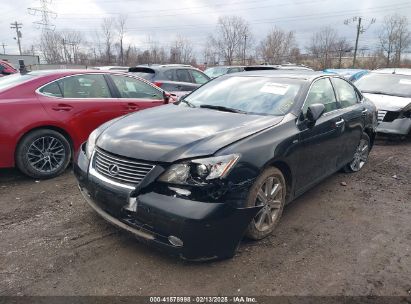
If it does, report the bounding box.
[97,104,283,162]
[363,93,411,111]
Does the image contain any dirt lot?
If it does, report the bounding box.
[0,137,410,296]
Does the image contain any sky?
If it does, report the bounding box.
[1,0,411,60]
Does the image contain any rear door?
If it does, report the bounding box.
[37,73,126,145]
[109,74,166,112]
[296,77,346,193]
[330,77,365,167]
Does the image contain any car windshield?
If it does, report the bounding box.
[205,67,229,78]
[183,76,304,116]
[0,73,34,91]
[356,73,411,98]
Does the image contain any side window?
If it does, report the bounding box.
[228,68,242,74]
[39,81,63,97]
[164,70,175,81]
[191,70,209,84]
[111,75,163,100]
[331,78,358,108]
[176,69,192,83]
[303,78,337,114]
[58,74,111,98]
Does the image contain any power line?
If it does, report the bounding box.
[10,21,23,55]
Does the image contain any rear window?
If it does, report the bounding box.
[0,73,34,91]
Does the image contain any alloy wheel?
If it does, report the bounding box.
[253,176,284,232]
[27,136,66,173]
[349,139,369,172]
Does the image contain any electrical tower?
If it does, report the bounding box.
[344,16,376,68]
[28,0,57,32]
[10,22,23,55]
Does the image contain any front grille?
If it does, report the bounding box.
[377,110,387,122]
[93,148,155,186]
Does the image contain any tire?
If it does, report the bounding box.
[15,129,71,179]
[245,167,286,240]
[343,133,370,173]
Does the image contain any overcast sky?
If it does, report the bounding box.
[2,0,411,60]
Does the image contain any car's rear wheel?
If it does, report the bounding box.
[16,129,71,179]
[245,167,286,240]
[344,133,370,173]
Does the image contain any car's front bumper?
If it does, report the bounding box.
[377,117,411,135]
[74,146,261,261]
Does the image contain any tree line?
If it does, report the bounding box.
[34,13,411,69]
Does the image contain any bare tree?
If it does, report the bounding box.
[307,26,338,69]
[169,35,193,64]
[334,38,352,68]
[116,15,127,65]
[393,15,411,67]
[209,15,252,65]
[257,27,296,64]
[101,18,115,64]
[40,31,64,63]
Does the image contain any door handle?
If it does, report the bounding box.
[362,109,368,116]
[335,118,345,127]
[126,103,140,111]
[52,104,73,111]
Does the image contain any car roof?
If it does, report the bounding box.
[224,70,333,81]
[372,68,411,76]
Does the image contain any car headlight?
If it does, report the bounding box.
[86,128,100,159]
[158,154,240,185]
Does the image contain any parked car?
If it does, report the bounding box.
[204,66,245,78]
[0,60,18,77]
[0,70,171,179]
[355,68,411,136]
[128,64,210,99]
[324,69,369,82]
[90,66,130,72]
[75,70,377,260]
[244,64,314,71]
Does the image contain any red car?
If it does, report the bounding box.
[0,70,171,178]
[0,60,18,77]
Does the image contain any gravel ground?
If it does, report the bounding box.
[0,136,410,296]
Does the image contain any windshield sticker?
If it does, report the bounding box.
[260,83,290,95]
[399,79,411,85]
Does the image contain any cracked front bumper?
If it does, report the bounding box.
[73,146,261,261]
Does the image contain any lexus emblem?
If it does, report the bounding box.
[108,164,120,176]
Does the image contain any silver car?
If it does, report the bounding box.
[355,68,411,136]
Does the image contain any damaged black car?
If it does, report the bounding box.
[74,70,377,261]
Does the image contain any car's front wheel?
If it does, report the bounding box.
[245,167,286,240]
[16,129,71,179]
[344,133,370,173]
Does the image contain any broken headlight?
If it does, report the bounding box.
[158,154,240,185]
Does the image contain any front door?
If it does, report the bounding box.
[295,77,345,194]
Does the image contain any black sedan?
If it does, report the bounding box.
[74,71,377,260]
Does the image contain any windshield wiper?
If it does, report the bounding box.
[199,104,247,114]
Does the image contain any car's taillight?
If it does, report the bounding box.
[153,81,163,88]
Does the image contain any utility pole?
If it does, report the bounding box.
[1,43,7,54]
[243,34,247,65]
[345,16,375,68]
[352,17,362,68]
[10,22,23,55]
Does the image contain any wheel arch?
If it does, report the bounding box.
[265,159,293,203]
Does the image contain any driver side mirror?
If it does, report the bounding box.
[306,103,325,125]
[163,91,171,104]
